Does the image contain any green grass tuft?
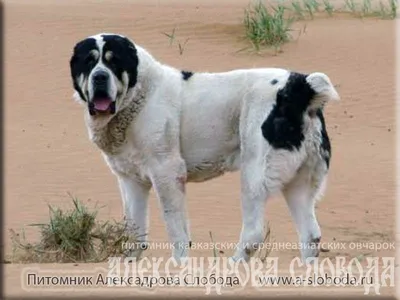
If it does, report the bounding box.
[323,0,335,16]
[244,2,295,52]
[361,0,373,16]
[379,0,398,19]
[389,0,398,18]
[303,0,320,18]
[291,0,305,19]
[344,0,358,14]
[243,0,396,53]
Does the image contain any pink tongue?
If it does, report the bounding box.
[94,98,112,111]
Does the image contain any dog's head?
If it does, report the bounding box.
[69,33,139,116]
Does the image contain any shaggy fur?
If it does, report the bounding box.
[69,33,340,262]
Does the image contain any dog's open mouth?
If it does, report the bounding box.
[89,97,116,115]
[94,97,112,112]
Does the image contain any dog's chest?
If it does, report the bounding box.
[89,104,142,155]
[103,147,147,181]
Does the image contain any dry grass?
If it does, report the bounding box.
[162,27,190,55]
[8,194,140,263]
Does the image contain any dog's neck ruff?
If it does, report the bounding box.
[87,93,145,155]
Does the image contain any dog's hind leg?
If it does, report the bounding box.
[282,166,328,263]
[232,87,276,262]
[232,155,269,262]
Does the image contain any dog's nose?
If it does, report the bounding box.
[93,70,109,84]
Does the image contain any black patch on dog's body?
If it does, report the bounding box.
[181,70,193,81]
[270,79,278,85]
[101,35,139,88]
[69,38,98,102]
[261,72,316,151]
[316,109,331,168]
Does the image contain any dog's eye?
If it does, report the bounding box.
[84,55,95,65]
[110,55,121,63]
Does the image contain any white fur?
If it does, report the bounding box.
[72,34,339,262]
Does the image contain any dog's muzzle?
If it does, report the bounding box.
[89,70,116,116]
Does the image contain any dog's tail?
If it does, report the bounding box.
[306,72,340,110]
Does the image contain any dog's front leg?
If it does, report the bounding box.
[118,175,151,259]
[149,157,190,262]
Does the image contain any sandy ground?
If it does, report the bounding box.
[3,0,398,298]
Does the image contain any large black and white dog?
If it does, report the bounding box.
[69,33,339,263]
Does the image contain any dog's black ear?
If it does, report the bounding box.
[69,38,98,102]
[117,38,139,88]
[102,35,139,88]
[72,79,87,102]
[70,50,86,102]
[121,38,139,88]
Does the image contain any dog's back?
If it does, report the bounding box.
[178,69,338,186]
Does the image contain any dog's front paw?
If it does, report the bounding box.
[301,237,321,264]
[170,241,190,263]
[124,241,148,261]
[229,254,248,264]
